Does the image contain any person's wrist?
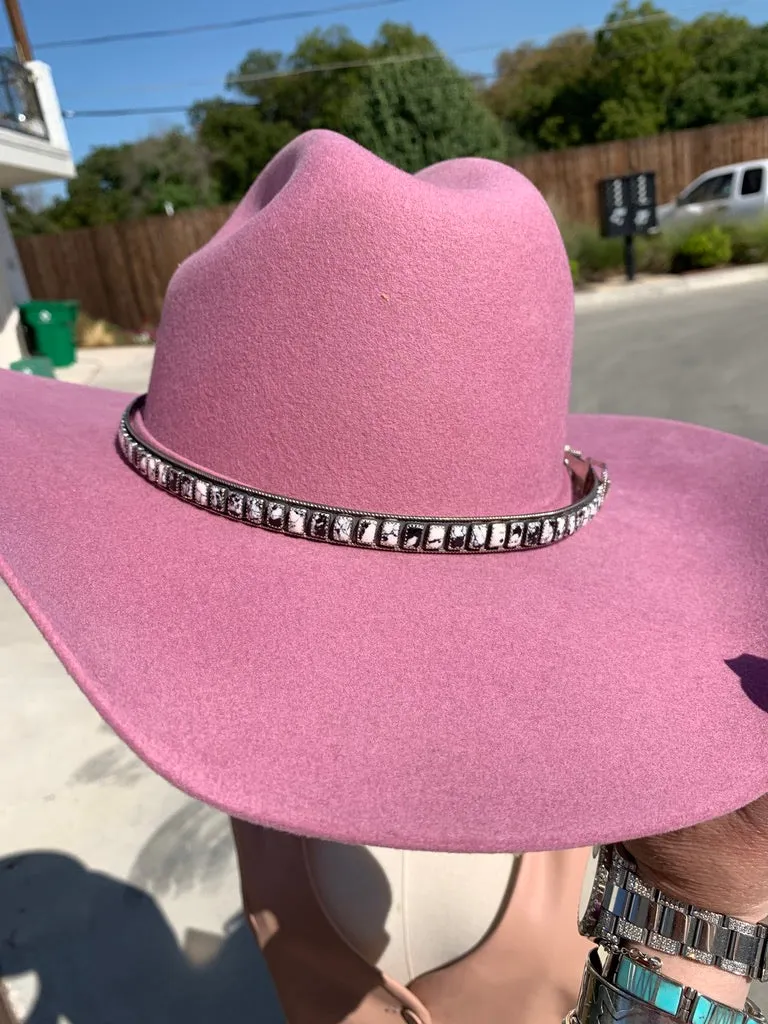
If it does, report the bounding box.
[623,941,751,1013]
[624,818,768,924]
[620,841,766,1013]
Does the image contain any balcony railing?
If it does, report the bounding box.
[0,53,47,140]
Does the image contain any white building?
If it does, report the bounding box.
[0,51,75,367]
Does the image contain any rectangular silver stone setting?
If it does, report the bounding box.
[227,491,245,518]
[287,507,307,535]
[245,495,263,522]
[209,486,226,512]
[118,405,609,555]
[726,918,758,937]
[524,521,541,547]
[447,524,467,551]
[425,523,446,551]
[469,523,489,550]
[194,479,209,506]
[507,522,524,549]
[266,502,286,529]
[309,511,330,539]
[626,875,654,899]
[332,515,353,543]
[179,474,195,500]
[379,520,401,548]
[403,523,425,549]
[721,959,749,977]
[356,518,378,545]
[616,919,644,943]
[647,933,681,956]
[488,523,507,549]
[683,946,716,966]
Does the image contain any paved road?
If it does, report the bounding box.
[3,280,767,1020]
[573,279,767,444]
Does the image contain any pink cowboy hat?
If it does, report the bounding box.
[1,130,767,852]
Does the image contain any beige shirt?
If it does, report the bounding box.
[232,820,593,1024]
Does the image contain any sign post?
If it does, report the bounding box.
[597,172,657,282]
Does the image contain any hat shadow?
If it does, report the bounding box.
[727,654,768,714]
[0,851,284,1024]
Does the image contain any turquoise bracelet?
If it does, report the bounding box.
[608,949,765,1024]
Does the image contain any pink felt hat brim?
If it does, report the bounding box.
[2,370,767,852]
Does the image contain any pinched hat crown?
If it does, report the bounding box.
[142,129,575,519]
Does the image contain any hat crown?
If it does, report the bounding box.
[144,130,574,517]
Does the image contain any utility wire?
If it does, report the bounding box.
[63,22,755,120]
[57,0,752,101]
[36,0,408,51]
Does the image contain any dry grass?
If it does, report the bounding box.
[76,313,151,348]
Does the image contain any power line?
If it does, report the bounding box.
[65,19,749,120]
[66,105,195,118]
[57,1,753,102]
[36,0,408,51]
[59,0,757,116]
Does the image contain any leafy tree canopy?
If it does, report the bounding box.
[11,7,768,233]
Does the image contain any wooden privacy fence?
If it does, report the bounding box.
[17,204,235,332]
[16,117,768,331]
[514,116,768,224]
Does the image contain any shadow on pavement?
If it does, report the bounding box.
[0,851,284,1023]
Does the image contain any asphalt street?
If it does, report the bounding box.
[573,279,767,444]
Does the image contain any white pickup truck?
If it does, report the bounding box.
[656,158,768,228]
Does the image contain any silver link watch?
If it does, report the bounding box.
[578,845,768,983]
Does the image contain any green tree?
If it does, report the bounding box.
[190,99,298,202]
[668,15,768,129]
[193,22,439,197]
[2,188,57,235]
[483,31,596,151]
[590,1,693,140]
[342,55,505,172]
[228,22,434,131]
[44,130,218,230]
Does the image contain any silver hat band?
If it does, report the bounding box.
[118,395,610,554]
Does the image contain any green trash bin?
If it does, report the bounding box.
[10,356,56,377]
[19,300,79,367]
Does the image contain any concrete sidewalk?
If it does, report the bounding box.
[2,342,283,1021]
[575,262,768,311]
[0,584,283,1023]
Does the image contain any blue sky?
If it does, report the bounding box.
[2,0,758,165]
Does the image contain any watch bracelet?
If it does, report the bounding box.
[596,848,768,982]
[563,948,766,1024]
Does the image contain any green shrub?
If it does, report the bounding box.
[561,223,623,282]
[558,216,768,285]
[722,219,768,265]
[635,232,676,275]
[671,225,732,273]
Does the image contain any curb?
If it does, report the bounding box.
[574,264,768,312]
